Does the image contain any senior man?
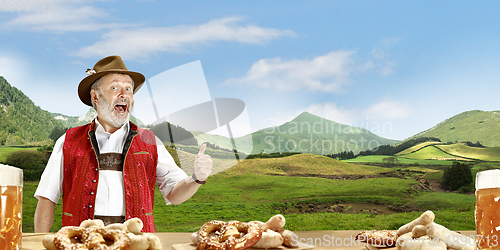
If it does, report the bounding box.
[34,55,212,232]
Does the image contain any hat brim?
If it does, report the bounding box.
[78,70,145,106]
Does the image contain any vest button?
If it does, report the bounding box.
[89,205,93,208]
[93,180,96,183]
[90,192,94,195]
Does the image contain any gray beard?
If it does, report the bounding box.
[97,96,133,128]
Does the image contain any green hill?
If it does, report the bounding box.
[0,76,63,145]
[192,112,399,155]
[219,153,389,177]
[244,112,399,154]
[409,110,500,147]
[397,141,500,162]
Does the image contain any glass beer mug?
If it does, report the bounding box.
[0,164,23,250]
[476,170,500,250]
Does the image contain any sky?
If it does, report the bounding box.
[1,0,500,141]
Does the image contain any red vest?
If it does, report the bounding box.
[62,121,158,232]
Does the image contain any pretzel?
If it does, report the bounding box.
[84,226,130,250]
[196,220,262,250]
[225,221,263,250]
[43,218,160,250]
[356,230,398,247]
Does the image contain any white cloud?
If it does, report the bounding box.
[365,99,411,120]
[74,17,296,59]
[224,50,355,93]
[2,2,129,32]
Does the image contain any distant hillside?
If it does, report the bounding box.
[219,153,389,177]
[0,76,63,145]
[408,110,500,147]
[52,109,144,128]
[395,141,500,162]
[245,112,399,154]
[193,112,399,155]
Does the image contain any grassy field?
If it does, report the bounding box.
[220,154,388,177]
[0,146,39,163]
[22,173,476,233]
[396,141,443,155]
[436,144,500,162]
[401,146,471,161]
[11,147,482,234]
[344,155,455,165]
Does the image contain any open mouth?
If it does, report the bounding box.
[114,103,128,113]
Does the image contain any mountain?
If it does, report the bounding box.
[195,112,400,155]
[0,76,63,145]
[246,112,400,154]
[52,109,145,128]
[408,110,500,147]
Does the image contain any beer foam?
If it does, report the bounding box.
[0,164,23,186]
[476,169,500,190]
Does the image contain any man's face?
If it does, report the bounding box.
[91,73,135,129]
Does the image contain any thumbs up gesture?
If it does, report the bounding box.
[192,144,213,184]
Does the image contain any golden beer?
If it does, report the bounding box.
[0,165,23,250]
[476,187,500,250]
[0,186,23,250]
[476,170,500,250]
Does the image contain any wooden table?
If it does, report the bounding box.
[21,231,477,250]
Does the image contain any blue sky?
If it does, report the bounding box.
[1,0,500,141]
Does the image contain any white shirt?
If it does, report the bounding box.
[34,119,188,216]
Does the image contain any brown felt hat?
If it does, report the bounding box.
[78,55,145,106]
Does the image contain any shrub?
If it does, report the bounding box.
[4,150,47,181]
[458,185,475,194]
[441,161,473,191]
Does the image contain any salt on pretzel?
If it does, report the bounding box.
[397,211,435,236]
[196,220,262,250]
[426,223,476,250]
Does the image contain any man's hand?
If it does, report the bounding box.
[193,144,213,182]
[166,144,213,204]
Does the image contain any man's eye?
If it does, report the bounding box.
[126,88,132,91]
[111,86,117,90]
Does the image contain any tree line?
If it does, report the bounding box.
[0,77,63,145]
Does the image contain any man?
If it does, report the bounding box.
[34,55,212,232]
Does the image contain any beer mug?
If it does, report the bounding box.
[0,164,23,250]
[476,170,500,250]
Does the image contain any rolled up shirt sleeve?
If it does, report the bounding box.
[34,134,65,204]
[155,136,188,205]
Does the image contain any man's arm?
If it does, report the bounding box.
[165,144,212,205]
[34,197,56,233]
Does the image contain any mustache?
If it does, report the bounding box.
[113,98,130,106]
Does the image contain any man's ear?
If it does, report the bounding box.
[90,89,99,106]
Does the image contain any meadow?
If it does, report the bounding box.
[22,173,476,233]
[8,145,485,234]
